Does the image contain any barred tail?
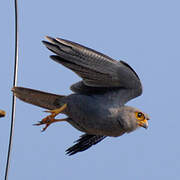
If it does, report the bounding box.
[12,87,66,110]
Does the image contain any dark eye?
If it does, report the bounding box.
[135,112,145,120]
[137,112,142,118]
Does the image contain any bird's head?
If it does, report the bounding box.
[118,106,150,133]
[135,111,149,129]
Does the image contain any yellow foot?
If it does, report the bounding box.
[34,104,67,132]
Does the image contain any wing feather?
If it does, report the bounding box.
[43,36,142,99]
[66,134,106,156]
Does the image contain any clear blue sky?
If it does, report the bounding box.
[1,0,180,179]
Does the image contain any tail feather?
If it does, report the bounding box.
[12,87,66,110]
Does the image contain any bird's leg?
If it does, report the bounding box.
[34,104,67,132]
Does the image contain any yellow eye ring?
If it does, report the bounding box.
[135,112,145,121]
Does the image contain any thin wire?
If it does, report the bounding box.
[4,0,19,179]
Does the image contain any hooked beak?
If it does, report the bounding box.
[138,119,148,129]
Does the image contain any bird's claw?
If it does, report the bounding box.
[34,123,50,132]
[34,104,67,132]
[33,113,56,132]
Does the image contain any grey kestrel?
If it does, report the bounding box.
[12,36,149,155]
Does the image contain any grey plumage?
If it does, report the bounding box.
[12,36,149,155]
[13,87,65,110]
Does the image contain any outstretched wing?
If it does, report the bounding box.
[66,134,106,156]
[43,37,142,100]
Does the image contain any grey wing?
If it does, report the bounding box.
[66,134,106,156]
[42,36,142,100]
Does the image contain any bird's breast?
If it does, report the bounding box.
[65,94,125,136]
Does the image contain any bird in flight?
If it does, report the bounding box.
[12,36,149,155]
